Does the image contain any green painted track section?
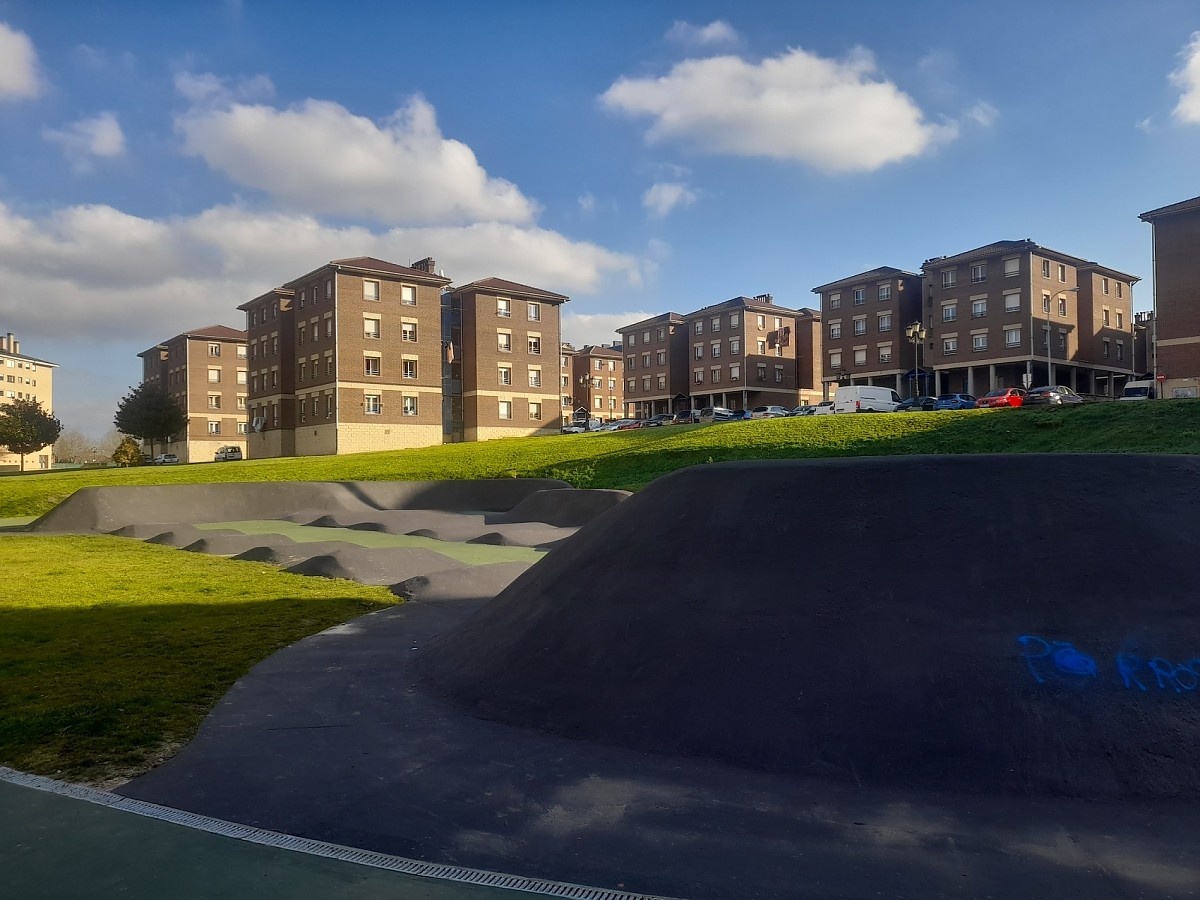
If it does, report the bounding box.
[195,520,547,566]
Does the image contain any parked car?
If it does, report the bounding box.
[616,419,643,429]
[895,396,937,412]
[154,453,179,465]
[140,453,153,465]
[809,400,836,415]
[1119,379,1157,401]
[595,420,627,431]
[750,405,791,419]
[699,406,740,423]
[933,393,977,411]
[976,388,1026,409]
[641,413,675,427]
[790,405,815,417]
[561,419,601,434]
[1024,385,1085,406]
[213,446,243,461]
[673,409,702,424]
[832,385,902,413]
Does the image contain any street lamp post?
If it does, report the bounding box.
[578,374,593,429]
[905,322,927,399]
[1031,286,1079,388]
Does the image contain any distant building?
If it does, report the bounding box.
[618,312,688,418]
[569,344,624,423]
[0,331,57,470]
[138,325,247,463]
[1139,196,1200,397]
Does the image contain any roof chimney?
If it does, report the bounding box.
[5,333,13,354]
[753,294,774,305]
[411,256,437,274]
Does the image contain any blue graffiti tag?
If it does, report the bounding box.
[1021,636,1200,694]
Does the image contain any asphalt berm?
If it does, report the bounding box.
[112,455,1200,899]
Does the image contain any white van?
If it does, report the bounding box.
[833,385,902,413]
[1119,380,1157,401]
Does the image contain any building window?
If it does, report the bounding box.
[1004,293,1020,313]
[1005,327,1021,347]
[1116,341,1124,360]
[942,270,956,288]
[853,319,867,336]
[757,340,766,354]
[657,350,666,365]
[628,334,636,347]
[403,395,418,416]
[403,360,417,379]
[1116,311,1124,329]
[363,280,380,302]
[942,305,957,323]
[828,294,841,310]
[394,285,413,306]
[694,370,703,384]
[365,318,380,339]
[642,376,651,390]
[529,369,541,388]
[657,374,666,389]
[879,348,892,364]
[828,352,842,369]
[208,421,221,435]
[237,396,247,409]
[971,264,987,283]
[943,337,958,354]
[1058,333,1066,351]
[756,363,768,380]
[829,324,842,339]
[208,343,221,357]
[365,394,381,415]
[528,302,541,321]
[1004,258,1019,277]
[237,370,248,384]
[973,334,988,351]
[853,289,865,305]
[1058,297,1067,316]
[1041,259,1051,278]
[643,331,651,343]
[324,319,333,338]
[207,368,220,383]
[730,339,740,354]
[730,363,741,380]
[694,321,704,335]
[1103,309,1110,326]
[730,313,740,327]
[657,327,665,341]
[878,285,892,301]
[272,337,278,355]
[628,355,636,369]
[529,337,542,355]
[236,345,247,359]
[711,341,721,358]
[497,298,511,317]
[207,395,221,409]
[878,314,892,332]
[1058,264,1067,283]
[326,357,334,376]
[326,395,334,418]
[530,401,542,420]
[298,326,306,345]
[401,322,416,342]
[1117,282,1124,299]
[498,333,512,352]
[1102,278,1110,295]
[1103,339,1111,358]
[237,421,249,434]
[1042,293,1051,313]
[643,353,652,368]
[499,366,512,385]
[710,367,721,384]
[364,357,380,377]
[971,299,987,318]
[852,349,866,367]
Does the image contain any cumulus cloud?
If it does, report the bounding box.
[0,22,40,100]
[43,112,127,171]
[174,70,274,105]
[965,101,999,127]
[601,46,956,172]
[176,92,538,226]
[0,202,642,342]
[1170,32,1200,124]
[665,20,739,48]
[562,311,655,348]
[642,181,697,218]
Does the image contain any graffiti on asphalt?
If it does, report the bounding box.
[1018,635,1200,692]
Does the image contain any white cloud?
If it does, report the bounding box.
[578,192,596,214]
[1170,32,1200,124]
[173,71,274,105]
[665,20,739,48]
[43,112,127,171]
[176,92,538,226]
[965,101,999,128]
[601,47,956,173]
[562,311,655,348]
[0,202,642,342]
[642,182,697,218]
[0,22,40,100]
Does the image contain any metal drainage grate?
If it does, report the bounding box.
[0,768,681,900]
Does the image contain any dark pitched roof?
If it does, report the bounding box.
[1139,196,1200,221]
[0,348,56,367]
[182,325,246,341]
[454,277,569,303]
[329,256,451,283]
[686,295,804,318]
[922,239,1138,282]
[811,266,918,293]
[618,311,685,331]
[576,344,623,358]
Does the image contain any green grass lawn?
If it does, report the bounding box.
[0,535,396,785]
[3,401,1200,519]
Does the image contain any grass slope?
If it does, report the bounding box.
[3,402,1199,519]
[0,536,396,784]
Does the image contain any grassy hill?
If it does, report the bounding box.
[4,401,1199,519]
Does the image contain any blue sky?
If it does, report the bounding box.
[1,0,1198,438]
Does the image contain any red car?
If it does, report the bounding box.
[976,388,1026,408]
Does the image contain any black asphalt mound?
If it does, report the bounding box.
[422,454,1200,801]
[285,547,467,586]
[499,488,631,527]
[392,562,536,601]
[29,479,572,533]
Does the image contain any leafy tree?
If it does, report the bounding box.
[113,384,187,456]
[0,398,63,471]
[111,436,143,467]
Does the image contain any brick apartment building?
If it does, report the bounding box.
[920,240,1139,397]
[450,277,568,442]
[0,331,57,470]
[1139,196,1200,398]
[812,268,922,398]
[569,344,624,423]
[619,296,821,417]
[138,325,247,462]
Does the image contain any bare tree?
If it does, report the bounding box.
[53,429,100,464]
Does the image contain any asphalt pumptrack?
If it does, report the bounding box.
[4,455,1200,899]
